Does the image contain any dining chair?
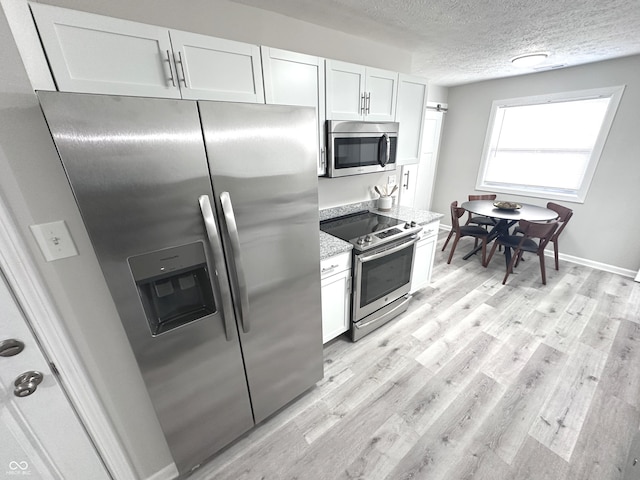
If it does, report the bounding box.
[465,194,497,229]
[442,201,491,266]
[487,220,559,285]
[513,201,573,270]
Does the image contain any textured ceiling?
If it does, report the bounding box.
[229,0,640,86]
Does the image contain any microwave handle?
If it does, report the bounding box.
[378,133,390,167]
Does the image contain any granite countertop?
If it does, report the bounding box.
[319,201,444,260]
[319,230,353,260]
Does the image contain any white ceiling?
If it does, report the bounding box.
[229,0,640,86]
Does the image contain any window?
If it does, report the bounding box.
[476,86,625,203]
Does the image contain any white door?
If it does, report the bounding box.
[0,269,109,480]
[169,30,264,103]
[321,270,350,344]
[399,164,418,208]
[261,47,325,174]
[364,67,398,121]
[325,59,366,120]
[30,3,180,99]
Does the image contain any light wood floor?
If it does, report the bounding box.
[189,231,640,480]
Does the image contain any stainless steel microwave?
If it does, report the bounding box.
[326,120,399,178]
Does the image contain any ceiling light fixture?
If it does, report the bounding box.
[511,52,549,68]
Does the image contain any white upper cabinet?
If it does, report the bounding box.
[395,74,429,165]
[261,47,325,174]
[31,3,180,98]
[325,60,366,120]
[170,30,264,102]
[325,60,397,121]
[365,67,399,121]
[30,3,264,103]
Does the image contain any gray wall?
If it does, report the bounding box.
[0,1,428,478]
[433,54,640,273]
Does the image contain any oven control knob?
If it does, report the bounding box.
[404,222,411,229]
[357,237,366,245]
[364,234,373,242]
[410,221,417,227]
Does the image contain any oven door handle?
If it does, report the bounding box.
[198,195,235,341]
[359,235,419,263]
[220,191,251,334]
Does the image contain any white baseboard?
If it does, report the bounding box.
[146,463,179,480]
[552,251,636,278]
[438,224,637,279]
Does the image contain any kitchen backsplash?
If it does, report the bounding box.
[317,169,395,210]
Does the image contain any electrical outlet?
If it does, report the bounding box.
[387,174,396,185]
[30,220,79,262]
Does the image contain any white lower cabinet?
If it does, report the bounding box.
[399,164,419,208]
[410,220,440,293]
[320,251,351,344]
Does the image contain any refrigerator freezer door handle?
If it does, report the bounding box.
[198,195,236,341]
[220,192,250,333]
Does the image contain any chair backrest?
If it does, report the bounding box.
[546,202,573,241]
[468,194,497,201]
[518,220,559,252]
[466,194,496,223]
[449,200,466,231]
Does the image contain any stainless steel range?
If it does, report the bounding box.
[320,211,422,341]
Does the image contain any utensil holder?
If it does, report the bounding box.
[378,196,392,211]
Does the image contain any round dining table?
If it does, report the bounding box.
[460,200,559,265]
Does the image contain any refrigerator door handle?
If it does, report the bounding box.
[220,192,250,333]
[198,195,236,341]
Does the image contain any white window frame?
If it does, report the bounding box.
[476,85,625,203]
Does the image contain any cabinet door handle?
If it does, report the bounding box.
[360,93,366,115]
[366,92,371,114]
[321,264,339,274]
[176,51,188,88]
[403,170,410,189]
[165,50,176,87]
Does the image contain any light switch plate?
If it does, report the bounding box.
[387,174,396,185]
[30,220,79,262]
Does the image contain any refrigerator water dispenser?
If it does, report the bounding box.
[128,242,216,335]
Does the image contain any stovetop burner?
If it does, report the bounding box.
[320,210,422,252]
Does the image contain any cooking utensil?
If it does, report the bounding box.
[389,184,398,196]
[374,186,383,197]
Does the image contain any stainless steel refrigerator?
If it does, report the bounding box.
[37,92,323,475]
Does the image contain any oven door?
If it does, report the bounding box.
[353,235,418,322]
